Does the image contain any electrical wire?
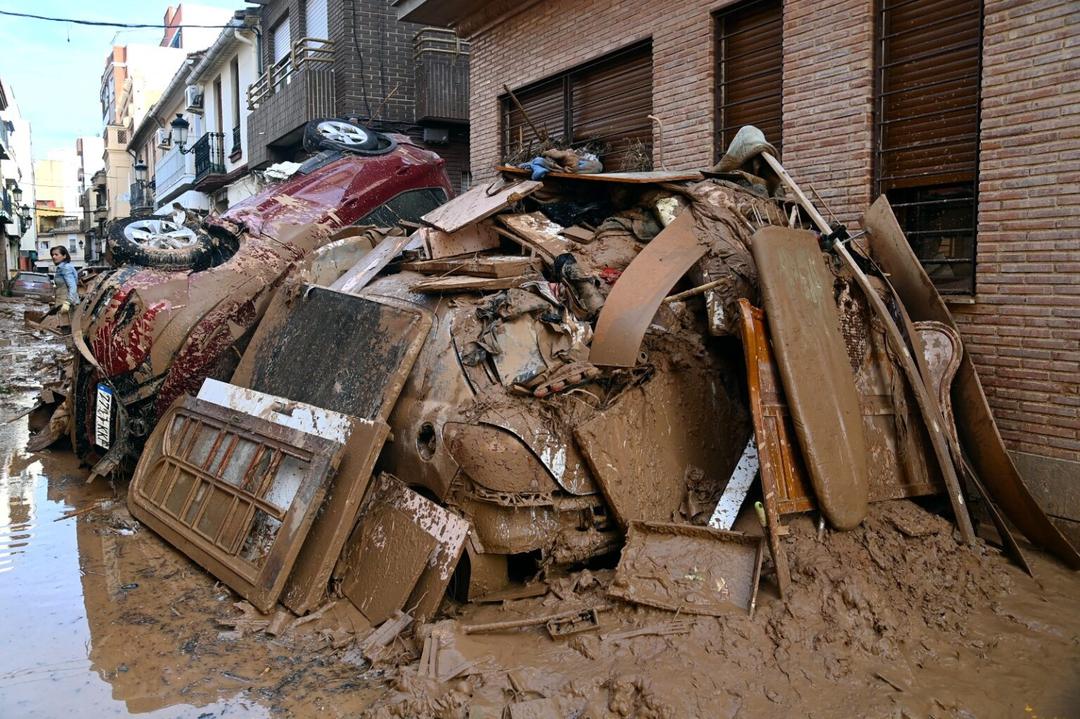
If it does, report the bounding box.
[0,8,238,30]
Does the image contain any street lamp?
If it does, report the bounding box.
[170,113,192,153]
[134,160,148,182]
[12,184,22,206]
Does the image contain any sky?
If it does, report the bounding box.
[0,1,252,159]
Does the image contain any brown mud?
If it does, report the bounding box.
[1,295,1079,718]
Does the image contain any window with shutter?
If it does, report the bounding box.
[714,0,783,158]
[500,42,653,172]
[272,16,292,65]
[305,0,329,42]
[875,0,982,295]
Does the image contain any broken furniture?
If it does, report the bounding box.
[128,395,345,612]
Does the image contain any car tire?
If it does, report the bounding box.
[107,217,233,271]
[302,118,398,155]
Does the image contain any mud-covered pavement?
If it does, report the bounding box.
[1,293,1079,718]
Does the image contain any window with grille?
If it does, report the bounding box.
[500,42,653,172]
[875,0,982,295]
[714,0,783,159]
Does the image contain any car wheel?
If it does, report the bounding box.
[302,119,398,155]
[107,217,226,271]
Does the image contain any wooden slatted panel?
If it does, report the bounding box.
[876,0,981,189]
[571,45,653,171]
[715,0,783,157]
[501,77,566,155]
[501,42,653,171]
[876,0,982,295]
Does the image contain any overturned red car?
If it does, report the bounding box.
[71,124,453,472]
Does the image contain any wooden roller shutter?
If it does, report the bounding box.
[501,42,653,172]
[876,0,981,190]
[570,44,653,171]
[715,0,783,158]
[875,0,982,295]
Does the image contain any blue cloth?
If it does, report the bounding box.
[54,261,79,304]
[519,157,554,180]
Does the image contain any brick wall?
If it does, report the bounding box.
[953,0,1080,465]
[337,0,421,123]
[468,0,875,223]
[463,0,1080,477]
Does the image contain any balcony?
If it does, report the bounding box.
[129,180,155,213]
[154,143,196,207]
[247,38,336,168]
[193,132,226,187]
[0,120,10,161]
[414,28,470,123]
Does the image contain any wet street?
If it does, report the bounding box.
[2,294,1080,718]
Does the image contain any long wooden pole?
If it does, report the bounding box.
[760,151,975,544]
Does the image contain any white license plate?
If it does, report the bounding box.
[95,384,113,450]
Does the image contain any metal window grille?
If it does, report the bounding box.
[875,0,983,295]
[714,0,784,159]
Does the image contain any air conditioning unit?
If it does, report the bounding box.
[155,128,172,148]
[185,85,205,113]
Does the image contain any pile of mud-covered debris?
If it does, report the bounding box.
[26,126,1080,716]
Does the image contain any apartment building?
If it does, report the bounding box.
[401,0,1080,529]
[246,0,471,191]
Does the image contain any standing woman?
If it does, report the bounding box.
[50,246,79,315]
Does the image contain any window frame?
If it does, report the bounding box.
[873,0,984,296]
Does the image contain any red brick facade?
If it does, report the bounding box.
[463,0,1080,476]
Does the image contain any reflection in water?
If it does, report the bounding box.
[0,410,269,718]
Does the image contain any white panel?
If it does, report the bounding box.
[305,0,329,41]
[272,16,292,64]
[197,378,353,444]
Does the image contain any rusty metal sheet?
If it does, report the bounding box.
[751,227,869,530]
[573,368,749,528]
[589,211,707,367]
[421,178,542,234]
[608,522,763,616]
[336,473,470,622]
[232,286,431,423]
[128,395,344,613]
[864,196,1080,568]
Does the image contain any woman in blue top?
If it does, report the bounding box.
[50,246,79,314]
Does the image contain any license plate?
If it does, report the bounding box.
[95,384,113,450]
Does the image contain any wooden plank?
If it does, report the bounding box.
[421,222,501,260]
[498,165,704,183]
[421,179,542,234]
[561,225,595,243]
[330,232,417,295]
[497,212,571,263]
[411,275,530,294]
[399,255,539,278]
[589,211,705,367]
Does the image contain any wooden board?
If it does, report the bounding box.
[561,225,595,243]
[497,212,571,262]
[751,226,869,531]
[330,232,417,295]
[399,255,539,278]
[336,474,471,621]
[340,504,438,624]
[498,166,704,183]
[411,275,529,294]
[589,211,706,367]
[421,222,501,260]
[421,179,542,234]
